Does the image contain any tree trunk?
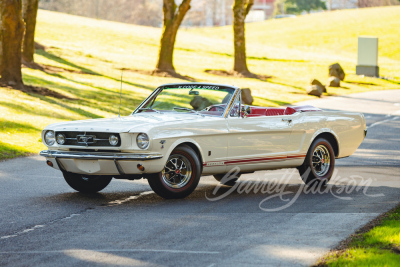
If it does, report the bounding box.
[156,15,178,72]
[0,0,24,89]
[232,0,253,75]
[155,0,191,74]
[22,0,39,64]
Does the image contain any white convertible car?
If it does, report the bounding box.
[40,83,367,199]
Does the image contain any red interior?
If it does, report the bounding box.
[167,104,321,117]
[247,105,321,117]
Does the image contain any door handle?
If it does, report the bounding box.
[282,118,292,123]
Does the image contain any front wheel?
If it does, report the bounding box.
[147,145,201,199]
[298,137,335,186]
[63,172,112,193]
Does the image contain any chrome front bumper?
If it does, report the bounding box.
[40,150,163,160]
[40,150,164,175]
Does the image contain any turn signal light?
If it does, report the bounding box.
[137,164,145,171]
[46,160,53,167]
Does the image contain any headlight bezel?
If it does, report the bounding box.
[44,130,56,146]
[136,133,150,149]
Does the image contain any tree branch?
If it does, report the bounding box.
[244,0,254,17]
[162,0,177,26]
[172,0,191,30]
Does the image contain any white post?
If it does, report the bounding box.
[356,36,379,77]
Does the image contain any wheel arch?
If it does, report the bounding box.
[311,131,339,157]
[166,139,204,168]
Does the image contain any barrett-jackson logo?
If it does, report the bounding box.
[77,134,96,145]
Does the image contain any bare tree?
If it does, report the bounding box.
[358,0,399,7]
[154,0,191,74]
[22,0,39,65]
[232,0,253,76]
[0,0,24,89]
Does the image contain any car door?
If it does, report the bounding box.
[226,96,295,172]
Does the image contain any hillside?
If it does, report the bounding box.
[0,7,399,159]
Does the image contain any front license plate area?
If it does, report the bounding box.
[74,159,101,174]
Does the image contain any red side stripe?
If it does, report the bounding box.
[203,154,306,167]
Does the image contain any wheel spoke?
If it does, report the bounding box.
[179,161,185,170]
[312,145,331,177]
[162,154,193,189]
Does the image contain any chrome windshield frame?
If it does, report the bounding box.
[131,83,240,118]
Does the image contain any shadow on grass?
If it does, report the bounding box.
[265,79,305,91]
[254,96,291,106]
[37,49,155,91]
[121,68,197,82]
[204,69,272,81]
[345,81,379,86]
[23,73,142,117]
[380,78,400,86]
[0,118,41,132]
[178,47,308,63]
[36,49,99,75]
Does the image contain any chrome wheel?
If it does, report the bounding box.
[312,145,331,176]
[161,155,192,189]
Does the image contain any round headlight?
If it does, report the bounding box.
[109,135,119,146]
[136,133,149,149]
[44,131,55,146]
[56,133,66,145]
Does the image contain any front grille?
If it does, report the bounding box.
[55,131,121,147]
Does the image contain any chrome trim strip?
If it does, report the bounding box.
[40,150,163,160]
[132,87,161,115]
[224,88,241,118]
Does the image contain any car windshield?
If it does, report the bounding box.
[135,85,236,117]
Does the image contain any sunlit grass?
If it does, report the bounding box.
[1,7,399,160]
[323,206,400,266]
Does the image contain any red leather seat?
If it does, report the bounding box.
[249,107,268,115]
[265,108,285,116]
[246,105,321,117]
[249,107,285,116]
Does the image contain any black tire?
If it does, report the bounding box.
[213,173,241,186]
[147,145,201,199]
[298,137,335,186]
[63,172,112,193]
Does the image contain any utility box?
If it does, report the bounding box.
[356,36,379,77]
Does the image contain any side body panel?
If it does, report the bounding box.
[292,111,366,160]
[222,115,295,172]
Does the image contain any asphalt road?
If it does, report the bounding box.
[1,90,399,267]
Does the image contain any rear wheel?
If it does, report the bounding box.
[147,145,201,199]
[298,137,335,186]
[63,172,112,193]
[213,173,241,186]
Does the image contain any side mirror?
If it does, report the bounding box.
[241,105,251,118]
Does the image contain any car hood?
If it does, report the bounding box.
[45,113,217,133]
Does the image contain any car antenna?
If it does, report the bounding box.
[119,70,123,118]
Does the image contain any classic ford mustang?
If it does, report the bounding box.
[40,83,367,198]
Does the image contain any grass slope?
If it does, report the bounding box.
[321,205,400,266]
[1,7,400,160]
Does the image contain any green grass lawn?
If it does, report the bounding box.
[1,6,400,160]
[320,205,400,266]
